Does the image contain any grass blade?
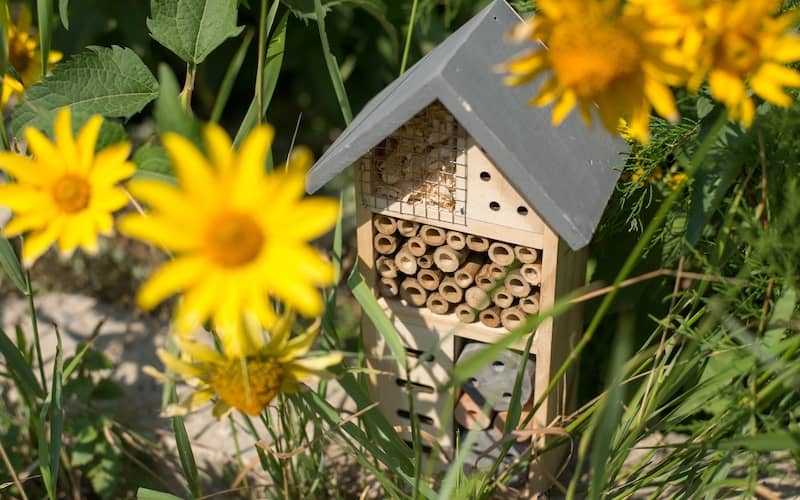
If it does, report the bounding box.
[136,488,183,500]
[313,0,352,124]
[36,0,53,79]
[347,261,406,363]
[233,7,286,146]
[210,28,254,123]
[37,326,63,500]
[0,327,44,399]
[58,0,68,29]
[0,236,26,292]
[172,399,200,497]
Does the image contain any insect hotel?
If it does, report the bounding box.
[306,0,623,490]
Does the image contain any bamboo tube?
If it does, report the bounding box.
[397,219,419,237]
[373,233,398,255]
[407,236,427,257]
[379,277,399,298]
[466,234,490,252]
[492,286,514,308]
[504,270,532,298]
[464,286,491,310]
[433,246,468,273]
[417,251,434,269]
[475,271,496,291]
[521,263,542,286]
[376,256,398,278]
[479,306,502,328]
[519,293,540,314]
[500,306,527,330]
[514,245,539,264]
[400,278,427,307]
[454,254,484,288]
[445,230,466,250]
[488,241,516,266]
[394,245,418,275]
[488,263,507,281]
[417,268,443,291]
[438,277,463,304]
[426,293,451,315]
[454,390,492,430]
[420,225,446,246]
[373,214,397,235]
[454,303,477,323]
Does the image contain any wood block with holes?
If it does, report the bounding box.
[305,1,625,492]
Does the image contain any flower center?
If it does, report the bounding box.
[205,212,264,268]
[717,31,760,74]
[51,175,91,213]
[211,357,283,415]
[8,31,34,73]
[548,20,642,99]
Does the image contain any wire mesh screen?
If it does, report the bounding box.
[360,102,468,225]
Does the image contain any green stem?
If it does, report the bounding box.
[24,271,46,394]
[256,0,268,125]
[179,63,196,113]
[540,110,729,419]
[0,438,29,500]
[399,0,419,75]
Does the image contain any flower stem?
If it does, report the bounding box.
[24,271,47,395]
[180,63,195,113]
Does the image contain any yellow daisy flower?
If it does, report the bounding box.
[635,0,800,126]
[2,4,63,104]
[501,0,685,143]
[0,107,135,266]
[152,311,342,417]
[119,124,339,356]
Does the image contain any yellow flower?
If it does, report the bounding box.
[0,108,134,266]
[119,124,339,356]
[2,4,63,104]
[501,0,685,143]
[152,311,342,417]
[667,172,688,190]
[636,0,800,126]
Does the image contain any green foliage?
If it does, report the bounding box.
[10,45,158,136]
[147,0,244,65]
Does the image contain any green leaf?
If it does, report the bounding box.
[59,0,69,29]
[90,378,125,400]
[147,0,244,65]
[132,144,172,175]
[233,8,287,146]
[0,2,8,79]
[154,64,202,148]
[0,236,26,292]
[0,327,44,399]
[718,431,800,451]
[313,0,352,124]
[137,488,183,500]
[11,46,159,137]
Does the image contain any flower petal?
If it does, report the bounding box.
[137,255,205,310]
[76,115,104,173]
[202,123,234,174]
[162,133,217,200]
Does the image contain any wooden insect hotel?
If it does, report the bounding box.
[306,0,623,490]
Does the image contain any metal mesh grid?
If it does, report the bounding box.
[360,102,468,225]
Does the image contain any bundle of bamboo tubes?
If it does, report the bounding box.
[373,214,544,331]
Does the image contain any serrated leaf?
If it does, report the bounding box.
[148,0,243,65]
[133,144,172,175]
[11,46,158,137]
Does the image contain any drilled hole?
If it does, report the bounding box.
[517,206,529,216]
[397,409,434,425]
[396,379,435,394]
[489,201,500,211]
[503,392,513,399]
[480,171,491,181]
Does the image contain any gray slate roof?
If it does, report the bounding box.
[306,0,627,250]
